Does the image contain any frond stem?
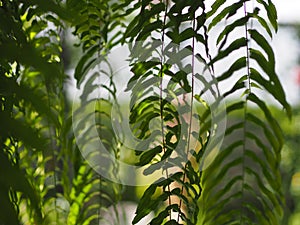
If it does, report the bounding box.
[177,17,196,223]
[241,1,251,224]
[159,0,172,220]
[243,2,251,92]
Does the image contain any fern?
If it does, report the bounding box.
[0,0,291,225]
[199,1,291,224]
[70,0,129,223]
[124,0,223,224]
[123,0,291,225]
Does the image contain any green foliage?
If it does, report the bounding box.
[123,0,290,224]
[199,1,290,225]
[0,0,292,225]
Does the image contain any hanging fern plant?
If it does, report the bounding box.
[123,0,291,224]
[0,0,291,224]
[199,1,291,224]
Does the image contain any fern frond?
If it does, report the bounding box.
[200,1,290,224]
[125,1,218,224]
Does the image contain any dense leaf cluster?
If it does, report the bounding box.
[0,0,291,225]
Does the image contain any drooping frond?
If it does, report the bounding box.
[199,1,291,224]
[124,1,226,224]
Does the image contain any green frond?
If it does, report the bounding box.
[0,1,291,225]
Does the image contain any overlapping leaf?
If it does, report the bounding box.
[200,1,290,224]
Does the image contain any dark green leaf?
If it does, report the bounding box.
[136,146,162,166]
[249,29,275,64]
[217,16,249,45]
[209,38,247,65]
[217,57,247,82]
[208,0,247,31]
